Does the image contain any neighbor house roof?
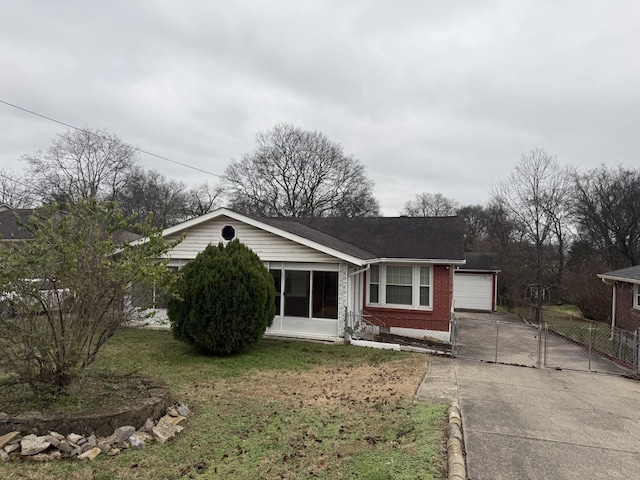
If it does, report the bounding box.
[598,265,640,285]
[457,252,500,272]
[0,208,33,241]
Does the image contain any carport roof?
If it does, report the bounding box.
[597,265,640,284]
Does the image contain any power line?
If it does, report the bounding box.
[0,99,228,180]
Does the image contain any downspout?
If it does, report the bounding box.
[601,278,616,340]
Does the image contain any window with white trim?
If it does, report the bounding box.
[634,284,640,309]
[369,265,380,303]
[419,266,430,307]
[367,264,433,309]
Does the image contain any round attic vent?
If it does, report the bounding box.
[221,225,236,241]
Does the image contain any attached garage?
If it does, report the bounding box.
[453,253,499,312]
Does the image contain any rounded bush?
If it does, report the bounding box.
[168,241,276,354]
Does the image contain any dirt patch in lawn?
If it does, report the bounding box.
[184,353,428,408]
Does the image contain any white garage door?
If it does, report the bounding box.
[454,273,493,311]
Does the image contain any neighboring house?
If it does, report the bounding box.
[149,208,465,343]
[597,265,640,332]
[0,204,33,242]
[453,252,499,312]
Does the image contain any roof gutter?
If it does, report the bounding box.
[365,258,466,266]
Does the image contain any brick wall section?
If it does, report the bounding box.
[362,265,453,332]
[615,282,640,331]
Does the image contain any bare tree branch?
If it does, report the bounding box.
[224,123,379,217]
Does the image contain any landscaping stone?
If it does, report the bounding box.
[176,404,189,417]
[128,433,145,449]
[142,417,154,432]
[113,425,136,443]
[57,440,73,453]
[0,431,20,449]
[20,435,51,456]
[0,377,172,437]
[1,402,188,463]
[4,443,20,454]
[45,435,61,448]
[67,433,84,445]
[78,447,101,461]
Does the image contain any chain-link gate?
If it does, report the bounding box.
[451,314,542,368]
[452,313,638,375]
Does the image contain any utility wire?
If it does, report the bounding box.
[0,99,228,180]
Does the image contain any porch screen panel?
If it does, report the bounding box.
[284,270,310,318]
[270,269,282,315]
[312,271,338,319]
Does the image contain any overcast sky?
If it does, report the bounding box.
[1,1,638,215]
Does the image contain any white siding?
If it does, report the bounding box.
[454,273,493,311]
[165,216,339,263]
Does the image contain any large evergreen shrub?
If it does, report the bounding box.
[168,240,276,354]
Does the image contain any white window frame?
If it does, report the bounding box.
[366,264,433,310]
[634,284,640,310]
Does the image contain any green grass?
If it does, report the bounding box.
[0,328,447,480]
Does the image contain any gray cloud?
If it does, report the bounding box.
[1,0,638,215]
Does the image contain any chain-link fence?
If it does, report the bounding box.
[497,298,639,374]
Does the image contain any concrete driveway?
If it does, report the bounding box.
[418,314,640,479]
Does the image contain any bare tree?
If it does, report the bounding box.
[24,128,137,204]
[572,165,640,269]
[115,167,189,229]
[0,168,36,208]
[401,192,459,217]
[184,181,223,218]
[225,123,380,217]
[492,148,570,320]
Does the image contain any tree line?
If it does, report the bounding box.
[403,149,640,322]
[0,123,379,227]
[2,124,637,321]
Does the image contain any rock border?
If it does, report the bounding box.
[0,403,189,462]
[447,401,466,480]
[0,376,172,437]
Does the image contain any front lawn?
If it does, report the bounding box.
[1,328,447,480]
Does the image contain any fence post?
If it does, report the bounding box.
[618,330,623,361]
[588,324,594,372]
[495,321,500,363]
[536,322,542,369]
[543,323,549,368]
[449,314,455,356]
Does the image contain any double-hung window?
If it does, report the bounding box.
[367,264,433,309]
[634,285,640,309]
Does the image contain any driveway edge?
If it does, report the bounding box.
[447,401,466,480]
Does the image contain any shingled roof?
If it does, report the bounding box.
[257,215,465,262]
[598,265,640,284]
[0,208,33,241]
[459,252,500,271]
